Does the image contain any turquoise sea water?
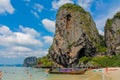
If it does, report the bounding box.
[0,67,87,80]
[0,67,48,80]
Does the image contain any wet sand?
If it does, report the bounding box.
[47,67,120,80]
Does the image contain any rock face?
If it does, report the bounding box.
[23,56,37,67]
[49,4,101,68]
[105,12,120,55]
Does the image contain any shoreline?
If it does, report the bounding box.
[0,67,120,80]
[83,67,120,80]
[46,67,120,80]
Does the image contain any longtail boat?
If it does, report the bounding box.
[46,68,87,75]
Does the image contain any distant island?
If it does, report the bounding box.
[23,56,53,68]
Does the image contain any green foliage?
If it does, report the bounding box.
[91,56,112,67]
[106,19,113,28]
[99,35,105,45]
[57,3,86,17]
[91,55,120,67]
[114,12,120,19]
[59,3,85,13]
[79,56,91,64]
[97,45,107,52]
[78,54,120,67]
[96,35,107,53]
[37,56,54,67]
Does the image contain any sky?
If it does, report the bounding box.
[0,0,120,64]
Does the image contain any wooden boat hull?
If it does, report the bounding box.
[48,69,87,75]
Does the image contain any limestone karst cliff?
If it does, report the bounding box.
[49,3,101,68]
[105,12,120,55]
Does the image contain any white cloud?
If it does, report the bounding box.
[0,49,48,58]
[0,0,15,14]
[31,10,39,18]
[19,25,39,37]
[0,25,12,35]
[43,36,53,45]
[52,0,74,9]
[0,25,47,58]
[98,30,104,36]
[34,3,43,12]
[42,18,55,33]
[30,3,43,18]
[11,46,32,52]
[78,0,94,11]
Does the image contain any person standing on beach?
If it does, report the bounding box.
[0,71,2,80]
[106,67,108,73]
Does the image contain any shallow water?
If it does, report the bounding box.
[0,67,47,80]
[0,67,103,80]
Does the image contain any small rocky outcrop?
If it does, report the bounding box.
[105,12,120,55]
[23,56,37,67]
[49,4,101,68]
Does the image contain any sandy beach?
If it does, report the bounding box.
[0,67,120,80]
[47,67,120,80]
[84,67,120,80]
[102,67,120,80]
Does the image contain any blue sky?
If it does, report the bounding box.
[0,0,120,64]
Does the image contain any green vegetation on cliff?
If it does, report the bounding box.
[106,12,120,28]
[37,56,53,67]
[97,45,106,52]
[92,55,120,67]
[96,35,107,52]
[79,54,120,67]
[114,12,120,19]
[79,56,91,64]
[58,3,86,14]
[106,19,113,28]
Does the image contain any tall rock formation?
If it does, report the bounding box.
[105,12,120,55]
[49,4,101,68]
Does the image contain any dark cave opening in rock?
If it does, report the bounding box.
[67,48,86,68]
[77,48,86,59]
[72,48,86,66]
[65,14,71,29]
[66,14,71,21]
